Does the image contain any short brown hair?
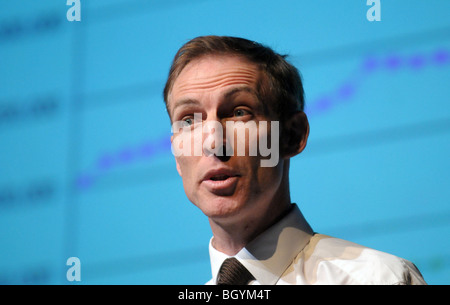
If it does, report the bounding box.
[163,35,304,121]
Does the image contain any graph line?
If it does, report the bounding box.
[305,48,449,116]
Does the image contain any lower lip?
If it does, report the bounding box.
[201,176,239,195]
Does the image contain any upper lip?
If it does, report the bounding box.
[202,168,240,181]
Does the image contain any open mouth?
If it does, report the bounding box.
[209,175,232,181]
[203,168,239,182]
[202,169,240,195]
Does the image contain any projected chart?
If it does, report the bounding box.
[1,1,449,284]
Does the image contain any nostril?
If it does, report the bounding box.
[216,145,231,162]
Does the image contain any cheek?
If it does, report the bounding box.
[176,156,198,200]
[252,161,284,196]
[226,121,259,156]
[226,121,278,158]
[176,155,194,178]
[171,125,203,157]
[176,155,204,190]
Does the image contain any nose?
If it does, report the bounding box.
[202,119,231,162]
[215,145,231,162]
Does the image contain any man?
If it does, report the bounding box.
[163,35,426,285]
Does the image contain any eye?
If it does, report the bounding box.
[183,117,193,126]
[180,113,202,127]
[234,108,250,117]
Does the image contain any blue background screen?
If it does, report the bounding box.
[0,0,449,284]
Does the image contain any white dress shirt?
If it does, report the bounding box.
[207,204,426,285]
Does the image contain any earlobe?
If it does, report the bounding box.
[281,111,309,159]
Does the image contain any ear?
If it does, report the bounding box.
[280,111,309,159]
[171,135,182,176]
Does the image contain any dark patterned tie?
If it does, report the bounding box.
[216,257,255,285]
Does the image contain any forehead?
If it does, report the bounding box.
[169,55,261,106]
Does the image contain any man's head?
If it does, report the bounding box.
[163,36,309,230]
[164,35,305,123]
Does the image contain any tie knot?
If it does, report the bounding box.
[216,257,255,285]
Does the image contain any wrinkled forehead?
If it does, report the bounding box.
[167,55,263,111]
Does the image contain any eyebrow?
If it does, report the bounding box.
[167,98,198,122]
[172,98,200,112]
[223,86,258,100]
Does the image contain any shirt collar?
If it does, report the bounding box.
[209,204,314,285]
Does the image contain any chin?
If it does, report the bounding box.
[196,195,246,220]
